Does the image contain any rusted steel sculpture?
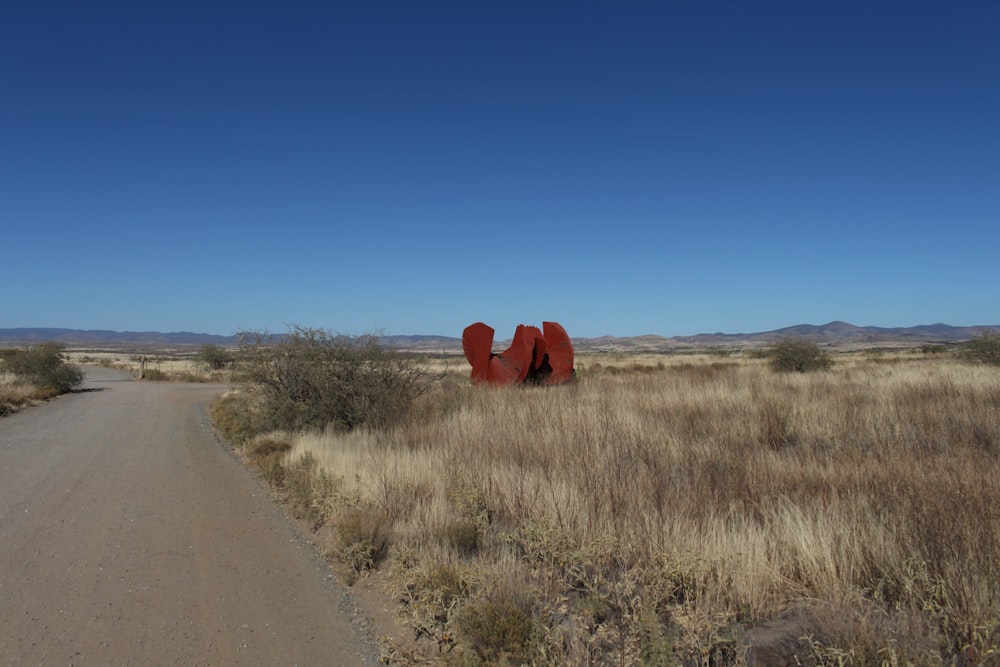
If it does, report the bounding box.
[463,321,575,386]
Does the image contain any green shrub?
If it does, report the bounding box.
[960,331,1000,366]
[236,327,432,433]
[767,337,833,373]
[198,343,234,370]
[1,342,84,393]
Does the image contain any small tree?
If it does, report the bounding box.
[198,344,234,370]
[767,337,833,373]
[237,326,432,433]
[960,331,1000,366]
[3,342,84,393]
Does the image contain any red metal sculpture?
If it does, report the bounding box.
[462,321,575,386]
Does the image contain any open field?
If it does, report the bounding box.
[66,348,233,383]
[12,338,992,663]
[214,347,1000,665]
[1,345,231,416]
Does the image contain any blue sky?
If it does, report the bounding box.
[2,2,997,338]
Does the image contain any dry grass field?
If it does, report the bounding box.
[67,349,232,383]
[216,349,1000,665]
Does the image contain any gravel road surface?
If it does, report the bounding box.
[0,367,378,666]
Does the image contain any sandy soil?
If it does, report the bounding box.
[0,367,379,666]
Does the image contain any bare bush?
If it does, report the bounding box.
[236,326,432,433]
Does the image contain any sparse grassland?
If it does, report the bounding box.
[214,349,1000,665]
[3,343,232,413]
[68,347,235,383]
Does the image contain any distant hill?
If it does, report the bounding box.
[672,321,999,348]
[378,335,463,352]
[0,328,239,347]
[1,322,996,352]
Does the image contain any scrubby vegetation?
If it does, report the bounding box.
[233,327,433,433]
[2,342,84,393]
[767,337,834,373]
[197,343,234,370]
[135,350,235,382]
[1,342,84,413]
[214,348,1000,665]
[0,374,37,416]
[961,331,1000,366]
[67,347,237,382]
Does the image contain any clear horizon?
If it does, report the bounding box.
[3,2,998,339]
[3,320,999,341]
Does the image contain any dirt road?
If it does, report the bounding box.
[0,367,378,666]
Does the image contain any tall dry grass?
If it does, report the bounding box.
[0,374,42,414]
[272,353,1000,664]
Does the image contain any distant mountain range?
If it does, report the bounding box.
[0,328,238,347]
[670,321,999,348]
[1,322,997,352]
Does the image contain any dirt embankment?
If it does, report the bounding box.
[0,367,378,666]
